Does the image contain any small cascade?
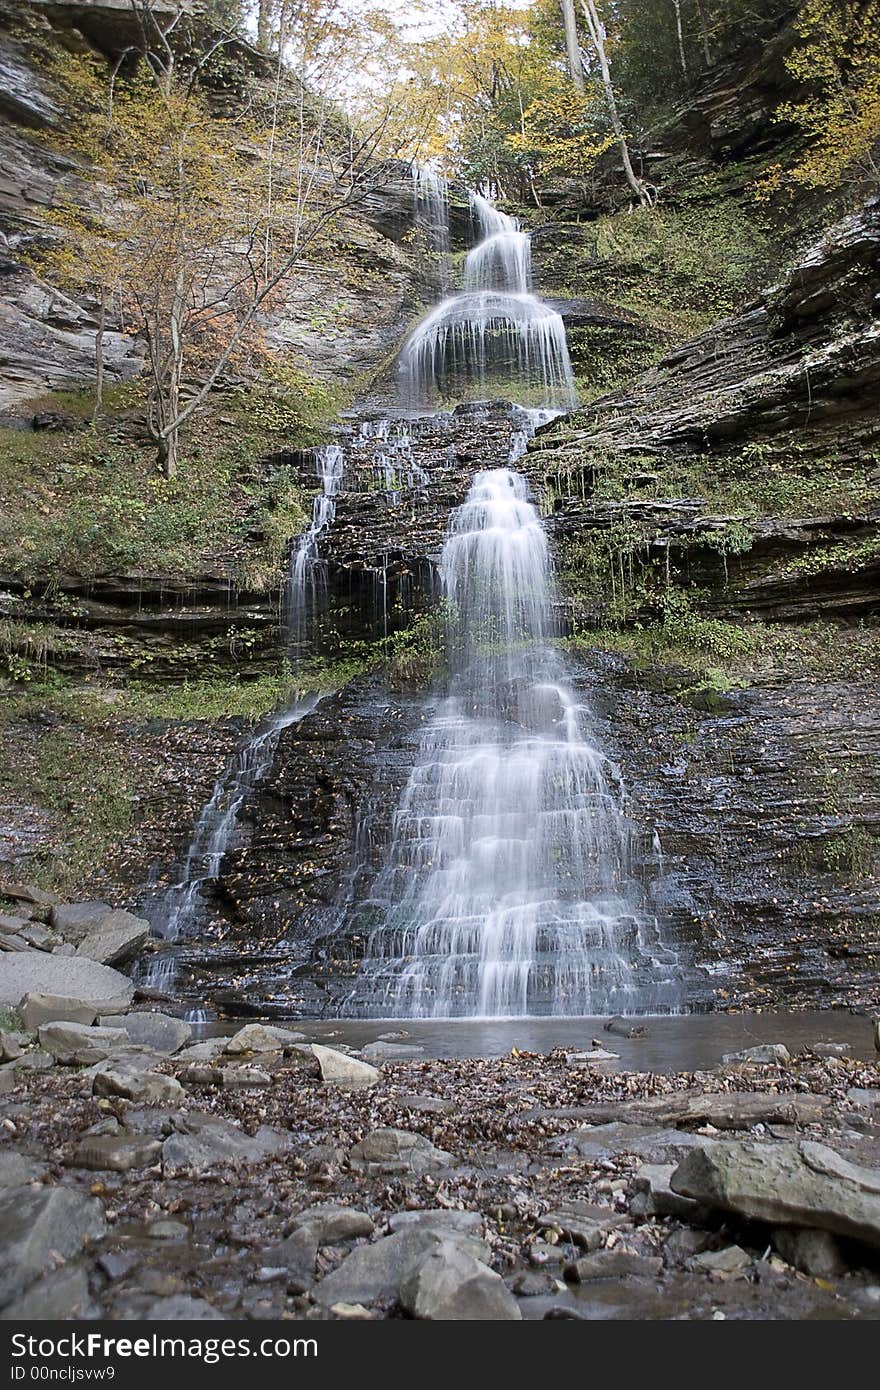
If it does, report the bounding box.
[399,190,576,410]
[345,467,685,1018]
[411,163,452,295]
[286,443,345,657]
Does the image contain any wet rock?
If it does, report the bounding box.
[70,1134,162,1172]
[264,1229,317,1289]
[361,1041,425,1060]
[691,1245,753,1274]
[388,1209,482,1236]
[808,1042,851,1059]
[39,1021,128,1065]
[663,1227,714,1263]
[312,1044,379,1087]
[92,1067,184,1104]
[312,1228,488,1309]
[0,1266,94,1321]
[289,1204,375,1243]
[348,1127,452,1174]
[772,1227,847,1278]
[0,1151,45,1186]
[400,1239,521,1321]
[100,1012,191,1055]
[564,1250,663,1282]
[510,1269,559,1296]
[562,1092,831,1130]
[75,912,150,967]
[604,1017,647,1038]
[162,1112,289,1170]
[19,993,98,1029]
[0,1184,106,1308]
[722,1044,791,1065]
[97,1250,139,1282]
[0,952,134,1013]
[224,1023,305,1054]
[671,1140,880,1248]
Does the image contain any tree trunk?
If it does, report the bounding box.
[91,287,105,425]
[579,0,652,207]
[695,0,713,66]
[560,0,586,92]
[157,428,178,480]
[673,0,688,79]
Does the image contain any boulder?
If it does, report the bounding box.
[289,1205,375,1244]
[539,1203,630,1250]
[224,1023,305,1054]
[312,1228,489,1308]
[0,1185,106,1309]
[19,993,98,1029]
[92,1067,184,1104]
[388,1209,482,1236]
[75,912,150,967]
[50,902,114,942]
[312,1044,379,1087]
[0,1266,94,1322]
[0,952,134,1013]
[0,1151,45,1187]
[772,1226,847,1278]
[400,1239,521,1320]
[100,1012,191,1055]
[564,1250,663,1281]
[0,1031,22,1062]
[2,885,60,908]
[631,1163,706,1221]
[39,1021,128,1065]
[70,1134,162,1172]
[162,1112,289,1170]
[691,1245,753,1273]
[349,1127,452,1174]
[671,1141,880,1249]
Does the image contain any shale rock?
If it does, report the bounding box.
[19,993,98,1029]
[161,1112,289,1170]
[772,1227,847,1278]
[722,1044,791,1065]
[75,911,150,967]
[100,1012,191,1055]
[565,1250,663,1282]
[0,1151,45,1186]
[70,1134,162,1172]
[348,1127,452,1174]
[0,1185,106,1309]
[92,1067,184,1104]
[311,1044,379,1087]
[312,1228,488,1309]
[0,1266,95,1321]
[224,1023,305,1054]
[0,952,134,1013]
[289,1205,375,1243]
[39,1021,128,1065]
[671,1141,880,1249]
[400,1239,521,1321]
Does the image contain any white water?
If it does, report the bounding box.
[286,444,345,654]
[349,466,684,1018]
[399,191,577,409]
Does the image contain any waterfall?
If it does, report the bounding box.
[346,466,684,1018]
[286,443,345,656]
[399,190,576,410]
[411,164,452,295]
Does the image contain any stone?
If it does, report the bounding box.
[19,993,98,1029]
[510,1270,559,1296]
[632,1163,705,1221]
[539,1204,630,1250]
[75,912,150,967]
[39,1021,128,1065]
[808,1042,850,1058]
[722,1044,791,1065]
[175,1038,228,1062]
[671,1140,880,1249]
[564,1250,663,1282]
[92,1067,184,1104]
[97,1250,138,1282]
[50,902,114,941]
[223,1023,305,1054]
[139,1296,223,1320]
[0,1151,45,1186]
[19,923,57,951]
[10,1049,54,1073]
[3,886,60,908]
[99,1012,191,1055]
[0,1266,94,1321]
[388,1209,482,1236]
[289,1205,375,1243]
[0,1185,106,1308]
[847,1088,880,1119]
[264,1230,318,1288]
[361,1041,425,1059]
[147,1219,189,1240]
[221,1065,271,1088]
[691,1245,753,1274]
[400,1239,521,1320]
[0,1065,15,1094]
[349,1127,452,1174]
[312,1044,379,1087]
[561,1092,831,1131]
[162,1112,289,1170]
[313,1229,489,1308]
[0,914,31,934]
[329,1302,373,1319]
[70,1134,162,1172]
[0,1031,22,1062]
[772,1227,847,1278]
[0,952,134,1013]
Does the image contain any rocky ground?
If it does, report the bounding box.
[1,912,880,1323]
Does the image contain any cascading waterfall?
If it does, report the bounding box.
[399,190,577,410]
[411,163,452,295]
[347,465,684,1018]
[286,443,345,656]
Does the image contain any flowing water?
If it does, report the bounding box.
[344,465,684,1018]
[399,190,577,409]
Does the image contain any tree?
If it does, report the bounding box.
[560,0,586,92]
[578,0,653,205]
